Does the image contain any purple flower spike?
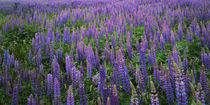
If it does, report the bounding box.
[150,81,159,105]
[130,81,139,105]
[174,63,187,105]
[183,51,188,71]
[153,60,160,84]
[170,31,176,48]
[78,73,87,105]
[118,49,131,94]
[67,85,74,105]
[160,34,165,51]
[164,70,174,105]
[199,65,207,96]
[178,23,183,41]
[196,83,206,105]
[126,33,133,59]
[47,74,53,97]
[11,85,19,105]
[27,94,33,105]
[54,78,61,105]
[111,85,119,105]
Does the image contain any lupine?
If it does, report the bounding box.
[164,70,174,105]
[102,79,109,105]
[66,55,71,82]
[192,61,197,85]
[118,49,131,94]
[78,72,87,105]
[67,85,74,105]
[150,42,156,65]
[27,94,33,105]
[3,50,8,67]
[6,81,11,95]
[174,63,187,105]
[136,64,146,93]
[11,85,19,105]
[99,65,107,94]
[112,61,120,88]
[126,33,133,59]
[170,30,176,48]
[184,70,191,93]
[160,34,165,51]
[201,49,205,64]
[86,60,92,79]
[47,74,53,98]
[183,51,188,71]
[49,41,54,63]
[159,63,166,89]
[53,58,60,81]
[195,23,200,37]
[97,97,102,105]
[54,78,61,105]
[186,28,193,42]
[130,81,139,105]
[150,81,159,105]
[139,41,149,84]
[196,83,205,105]
[92,74,99,86]
[0,54,2,65]
[172,46,179,66]
[0,33,2,44]
[153,60,160,84]
[203,53,210,70]
[178,23,183,41]
[111,85,119,105]
[56,48,62,64]
[199,65,207,95]
[14,60,19,71]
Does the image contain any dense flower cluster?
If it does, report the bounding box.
[0,0,209,104]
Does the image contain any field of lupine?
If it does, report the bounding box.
[0,0,209,105]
